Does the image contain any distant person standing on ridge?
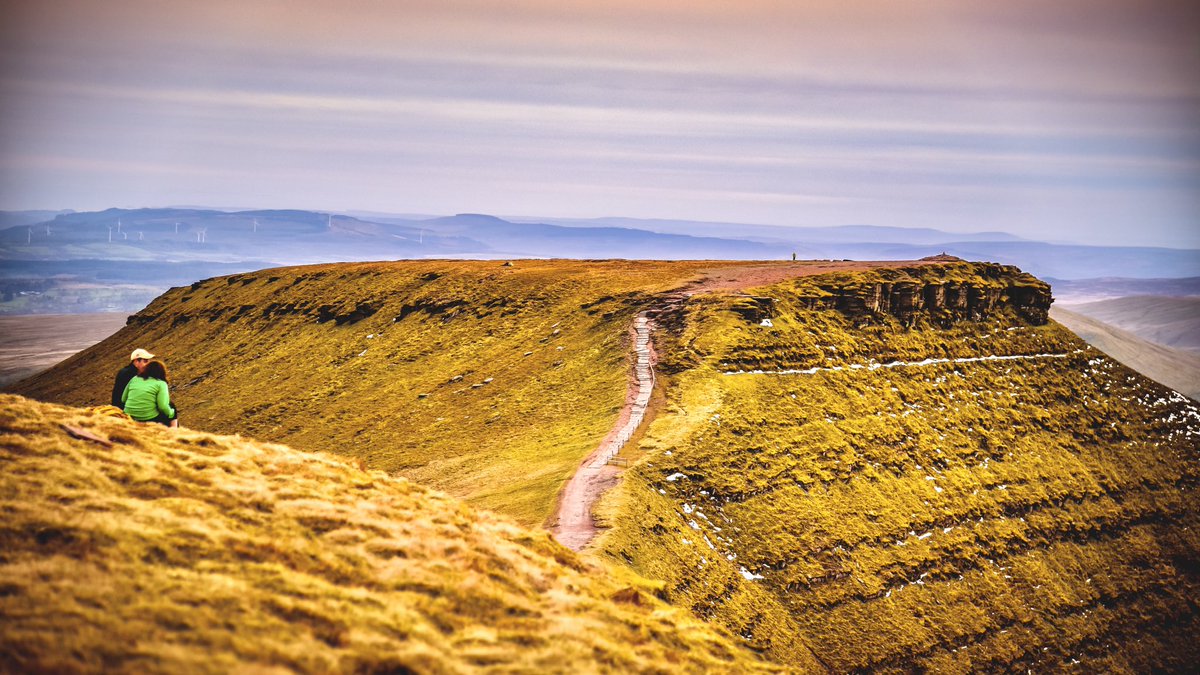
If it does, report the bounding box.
[112,348,154,407]
[121,360,178,428]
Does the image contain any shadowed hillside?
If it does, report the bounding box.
[0,395,789,674]
[596,265,1200,671]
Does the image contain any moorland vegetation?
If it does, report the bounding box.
[7,259,1200,672]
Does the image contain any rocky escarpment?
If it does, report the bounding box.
[728,263,1050,329]
[707,264,1055,374]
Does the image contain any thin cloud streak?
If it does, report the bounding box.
[0,0,1196,248]
[6,78,1187,143]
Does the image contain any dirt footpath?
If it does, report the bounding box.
[549,259,937,551]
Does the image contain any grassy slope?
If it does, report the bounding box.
[597,265,1200,672]
[1059,295,1200,353]
[1051,306,1200,401]
[0,394,785,674]
[8,260,728,528]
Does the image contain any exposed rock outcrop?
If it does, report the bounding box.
[784,264,1051,326]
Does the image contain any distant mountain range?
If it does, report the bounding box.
[507,215,1028,245]
[0,207,1196,313]
[1047,276,1200,302]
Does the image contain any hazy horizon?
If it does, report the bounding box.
[2,1,1197,248]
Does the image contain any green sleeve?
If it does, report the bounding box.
[121,380,132,406]
[157,382,175,419]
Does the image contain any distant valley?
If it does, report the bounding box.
[1050,306,1200,400]
[1056,295,1200,355]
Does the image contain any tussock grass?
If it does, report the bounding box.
[0,394,783,674]
[599,264,1200,672]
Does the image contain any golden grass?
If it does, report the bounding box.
[597,265,1200,672]
[0,394,785,674]
[8,260,733,528]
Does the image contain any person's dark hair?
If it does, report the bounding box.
[141,360,168,382]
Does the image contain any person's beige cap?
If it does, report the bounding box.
[130,348,155,361]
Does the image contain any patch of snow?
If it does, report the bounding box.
[740,567,765,581]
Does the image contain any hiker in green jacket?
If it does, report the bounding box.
[112,348,153,408]
[121,360,178,427]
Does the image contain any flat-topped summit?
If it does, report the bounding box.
[920,252,966,262]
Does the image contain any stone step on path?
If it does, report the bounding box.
[552,312,658,551]
[590,313,655,469]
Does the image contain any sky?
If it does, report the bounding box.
[1,0,1197,248]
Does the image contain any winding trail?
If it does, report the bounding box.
[549,259,942,551]
[551,313,655,551]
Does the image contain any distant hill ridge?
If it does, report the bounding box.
[2,207,1197,280]
[1059,295,1200,354]
[1050,305,1200,400]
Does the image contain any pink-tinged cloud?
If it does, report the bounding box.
[1,0,1197,247]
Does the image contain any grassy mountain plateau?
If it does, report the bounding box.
[7,259,1200,673]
